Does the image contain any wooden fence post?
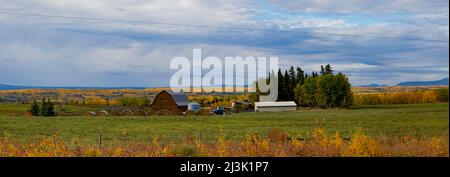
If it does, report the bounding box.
[98,133,102,149]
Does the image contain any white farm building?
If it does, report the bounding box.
[254,101,297,112]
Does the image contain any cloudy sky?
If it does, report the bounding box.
[0,0,448,87]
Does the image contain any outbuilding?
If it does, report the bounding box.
[188,102,201,113]
[150,90,189,114]
[254,101,297,112]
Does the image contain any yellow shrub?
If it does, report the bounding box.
[354,89,448,105]
[0,129,447,157]
[343,131,380,157]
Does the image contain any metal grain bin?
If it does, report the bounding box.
[188,102,201,113]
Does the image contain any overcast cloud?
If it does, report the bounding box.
[0,0,448,87]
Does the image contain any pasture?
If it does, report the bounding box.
[0,103,448,146]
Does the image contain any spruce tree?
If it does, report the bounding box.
[47,101,56,116]
[277,69,284,101]
[296,67,305,85]
[40,98,56,117]
[289,66,296,100]
[28,100,40,116]
[284,70,290,101]
[40,98,47,116]
[320,64,333,75]
[325,64,333,74]
[289,66,296,87]
[320,65,325,75]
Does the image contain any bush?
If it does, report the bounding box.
[84,96,109,106]
[113,96,151,107]
[172,145,200,157]
[353,88,449,105]
[295,77,318,107]
[435,88,449,102]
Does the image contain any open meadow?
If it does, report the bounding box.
[0,103,448,156]
[0,103,448,143]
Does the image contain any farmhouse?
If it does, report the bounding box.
[254,101,297,112]
[150,90,189,114]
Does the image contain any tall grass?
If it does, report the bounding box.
[0,128,447,157]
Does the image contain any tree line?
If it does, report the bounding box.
[255,64,353,108]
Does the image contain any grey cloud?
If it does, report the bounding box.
[267,0,449,14]
[0,0,448,86]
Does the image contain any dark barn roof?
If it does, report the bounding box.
[152,90,189,107]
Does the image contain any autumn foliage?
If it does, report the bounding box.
[0,128,447,157]
[353,88,449,105]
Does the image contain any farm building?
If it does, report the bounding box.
[188,102,201,113]
[232,101,254,112]
[150,90,189,114]
[231,101,253,109]
[254,101,297,112]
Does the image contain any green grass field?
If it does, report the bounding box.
[0,103,104,116]
[0,103,448,145]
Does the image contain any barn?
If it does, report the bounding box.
[254,101,297,112]
[150,90,189,114]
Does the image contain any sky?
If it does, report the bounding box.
[0,0,448,87]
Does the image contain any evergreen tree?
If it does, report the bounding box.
[40,98,47,116]
[284,70,291,101]
[277,69,284,101]
[47,101,56,116]
[325,64,333,74]
[320,65,325,75]
[289,66,296,87]
[320,64,334,75]
[28,100,40,116]
[296,67,305,85]
[288,66,297,100]
[40,98,56,117]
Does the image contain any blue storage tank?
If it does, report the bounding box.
[188,102,201,113]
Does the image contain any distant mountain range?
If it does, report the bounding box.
[396,78,449,86]
[357,83,388,87]
[352,78,448,87]
[0,84,28,90]
[1,78,449,90]
[0,84,147,90]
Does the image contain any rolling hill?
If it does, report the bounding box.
[396,78,449,86]
[0,84,27,90]
[0,84,147,90]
